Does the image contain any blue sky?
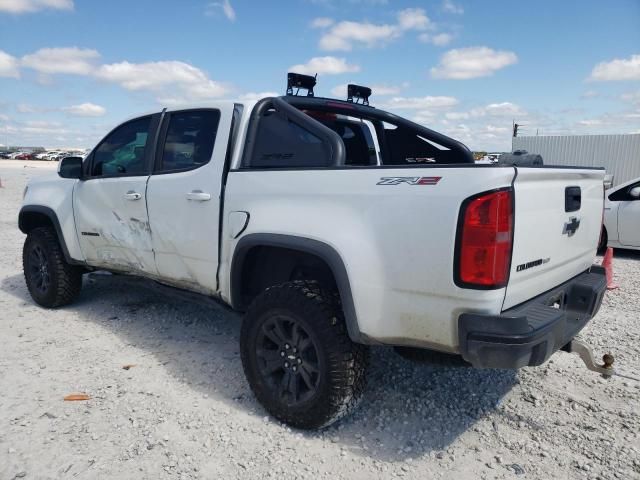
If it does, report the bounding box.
[0,0,639,151]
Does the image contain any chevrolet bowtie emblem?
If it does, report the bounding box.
[563,217,581,237]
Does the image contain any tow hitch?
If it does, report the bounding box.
[562,339,615,377]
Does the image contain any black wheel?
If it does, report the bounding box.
[240,281,368,429]
[394,346,470,367]
[597,226,608,254]
[23,227,83,308]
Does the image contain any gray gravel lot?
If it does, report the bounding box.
[1,160,639,479]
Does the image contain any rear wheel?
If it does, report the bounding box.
[23,227,83,308]
[240,281,368,429]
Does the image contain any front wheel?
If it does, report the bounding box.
[240,281,368,429]
[23,227,83,308]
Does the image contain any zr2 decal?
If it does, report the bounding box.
[377,176,442,186]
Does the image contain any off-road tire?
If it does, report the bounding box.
[240,280,368,429]
[23,227,83,308]
[394,346,470,367]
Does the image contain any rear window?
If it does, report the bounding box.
[249,110,332,168]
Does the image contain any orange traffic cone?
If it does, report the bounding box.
[601,247,618,290]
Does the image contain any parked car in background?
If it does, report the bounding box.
[54,152,73,161]
[602,176,640,251]
[15,152,34,160]
[39,151,57,161]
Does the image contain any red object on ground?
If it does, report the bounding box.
[602,247,618,290]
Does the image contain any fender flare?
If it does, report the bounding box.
[18,205,84,266]
[230,233,366,344]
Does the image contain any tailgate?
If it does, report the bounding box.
[503,167,604,310]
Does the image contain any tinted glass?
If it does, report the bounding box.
[609,181,640,202]
[250,110,331,168]
[91,116,151,176]
[160,110,220,172]
[318,119,377,166]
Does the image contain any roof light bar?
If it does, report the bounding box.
[347,84,372,106]
[286,72,317,97]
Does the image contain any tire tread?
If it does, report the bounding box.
[241,280,368,429]
[23,227,82,308]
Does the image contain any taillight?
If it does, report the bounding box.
[456,189,514,289]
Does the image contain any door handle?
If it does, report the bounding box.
[124,191,142,201]
[186,190,212,202]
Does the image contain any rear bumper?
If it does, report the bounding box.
[458,265,606,369]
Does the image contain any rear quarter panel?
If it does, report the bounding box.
[221,166,516,352]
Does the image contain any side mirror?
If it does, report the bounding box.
[58,156,83,179]
[629,186,640,199]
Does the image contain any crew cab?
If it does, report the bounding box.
[19,75,607,429]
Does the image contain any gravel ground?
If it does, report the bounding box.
[1,160,639,480]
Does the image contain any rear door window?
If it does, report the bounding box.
[158,109,221,173]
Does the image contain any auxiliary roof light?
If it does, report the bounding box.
[347,84,372,106]
[286,72,317,97]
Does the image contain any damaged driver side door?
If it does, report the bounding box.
[73,113,161,275]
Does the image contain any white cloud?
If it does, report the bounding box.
[95,61,229,104]
[21,120,68,135]
[238,91,279,102]
[0,0,73,13]
[320,21,398,51]
[396,8,431,31]
[419,32,453,47]
[482,102,525,116]
[206,0,235,21]
[430,46,518,79]
[330,83,404,98]
[381,95,459,110]
[319,8,430,51]
[309,0,388,5]
[589,54,640,81]
[445,102,526,120]
[412,110,437,124]
[580,90,599,99]
[311,17,334,28]
[621,90,640,105]
[575,108,640,129]
[17,103,46,113]
[21,47,99,75]
[11,46,232,107]
[0,50,20,78]
[62,102,106,117]
[289,56,360,75]
[442,0,463,14]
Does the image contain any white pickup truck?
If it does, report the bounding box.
[20,76,607,429]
